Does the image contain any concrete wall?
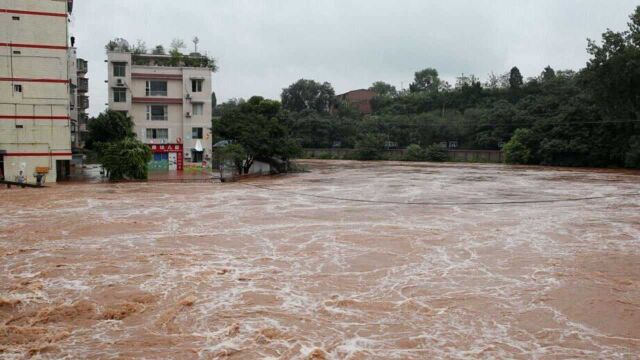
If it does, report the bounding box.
[303,148,505,163]
[0,0,72,183]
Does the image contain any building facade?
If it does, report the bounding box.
[336,89,378,115]
[76,58,89,147]
[106,51,213,171]
[0,0,74,183]
[68,42,89,150]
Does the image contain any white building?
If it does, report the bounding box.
[106,48,214,171]
[0,0,75,182]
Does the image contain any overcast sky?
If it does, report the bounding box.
[70,0,638,116]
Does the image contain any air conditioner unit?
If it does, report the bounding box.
[185,112,192,118]
[116,79,125,87]
[185,94,192,100]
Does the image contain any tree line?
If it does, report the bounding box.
[215,6,639,168]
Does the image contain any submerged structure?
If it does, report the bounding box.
[106,43,214,171]
[0,0,78,182]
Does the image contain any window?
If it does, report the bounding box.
[146,128,168,140]
[192,103,203,116]
[113,88,126,103]
[191,150,203,163]
[113,62,126,77]
[146,105,168,121]
[14,84,22,93]
[145,81,167,96]
[12,16,20,21]
[191,79,203,92]
[153,153,169,162]
[192,127,203,139]
[13,50,21,55]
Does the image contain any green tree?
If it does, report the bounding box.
[131,39,147,54]
[211,91,217,112]
[353,134,385,160]
[213,143,247,175]
[509,67,524,89]
[281,79,336,113]
[403,144,426,161]
[424,144,449,162]
[105,38,130,52]
[101,137,152,181]
[582,6,640,119]
[369,81,398,97]
[86,110,135,150]
[542,66,556,81]
[504,129,535,164]
[410,68,441,93]
[215,96,301,173]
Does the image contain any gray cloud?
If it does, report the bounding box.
[70,0,638,116]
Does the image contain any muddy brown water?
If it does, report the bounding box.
[1,160,639,359]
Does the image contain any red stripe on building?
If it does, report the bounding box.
[132,97,183,104]
[132,73,183,80]
[0,42,67,50]
[4,152,72,157]
[0,77,69,84]
[0,9,67,18]
[0,115,70,120]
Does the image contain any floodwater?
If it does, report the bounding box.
[1,160,639,359]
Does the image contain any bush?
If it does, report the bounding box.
[353,134,385,160]
[101,137,152,181]
[504,129,534,164]
[424,144,449,162]
[318,152,334,160]
[403,144,426,161]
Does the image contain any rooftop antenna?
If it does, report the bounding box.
[193,36,200,53]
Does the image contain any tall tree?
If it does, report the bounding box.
[211,91,217,112]
[410,68,441,93]
[542,66,556,81]
[86,110,135,150]
[281,79,335,113]
[369,81,398,97]
[582,5,640,119]
[509,67,524,89]
[215,96,301,173]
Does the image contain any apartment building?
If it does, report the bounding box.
[77,58,89,147]
[107,49,214,171]
[0,0,74,183]
[68,41,89,149]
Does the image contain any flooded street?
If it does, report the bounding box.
[1,160,639,359]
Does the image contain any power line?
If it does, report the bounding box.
[241,182,640,207]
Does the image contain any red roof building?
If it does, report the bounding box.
[336,89,377,115]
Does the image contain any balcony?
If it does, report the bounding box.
[77,58,88,74]
[77,78,88,93]
[78,95,89,110]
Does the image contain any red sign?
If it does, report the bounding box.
[149,144,184,171]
